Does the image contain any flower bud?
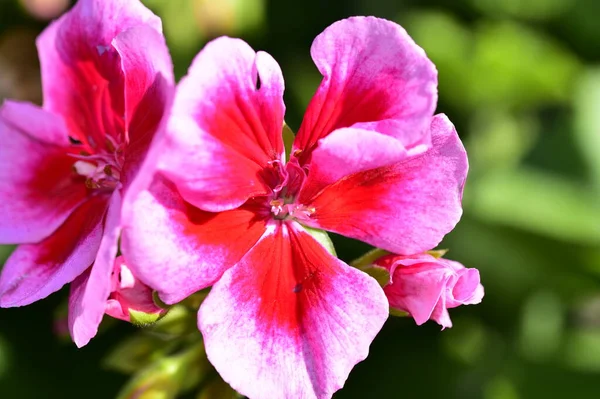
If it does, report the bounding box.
[106,256,166,326]
[375,252,484,328]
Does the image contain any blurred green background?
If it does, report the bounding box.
[1,0,600,397]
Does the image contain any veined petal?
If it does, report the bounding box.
[120,174,267,305]
[36,0,161,147]
[303,114,467,255]
[294,17,437,161]
[299,128,425,200]
[159,37,285,212]
[0,101,87,244]
[0,196,108,307]
[199,222,388,399]
[112,25,174,191]
[69,191,122,347]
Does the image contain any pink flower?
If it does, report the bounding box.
[376,253,484,328]
[105,256,165,323]
[122,17,467,399]
[0,0,174,347]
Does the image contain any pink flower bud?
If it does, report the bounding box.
[105,256,165,324]
[375,253,484,329]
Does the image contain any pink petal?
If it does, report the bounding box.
[385,263,450,326]
[0,101,88,244]
[299,128,426,201]
[120,175,268,305]
[303,114,467,255]
[377,253,484,329]
[158,37,285,212]
[0,196,108,307]
[294,17,437,160]
[447,263,484,307]
[69,191,122,347]
[36,0,161,147]
[112,25,174,190]
[430,296,453,329]
[199,222,388,399]
[105,257,163,322]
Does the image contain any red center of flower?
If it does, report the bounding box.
[265,158,314,221]
[71,135,124,193]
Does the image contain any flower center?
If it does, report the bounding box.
[71,136,124,193]
[266,158,313,221]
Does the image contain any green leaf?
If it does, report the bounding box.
[574,69,600,191]
[301,226,336,257]
[466,167,600,244]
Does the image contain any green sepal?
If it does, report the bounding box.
[302,226,337,257]
[357,264,390,288]
[389,307,410,317]
[350,248,390,269]
[129,309,165,328]
[152,291,171,309]
[282,122,295,161]
[426,249,448,259]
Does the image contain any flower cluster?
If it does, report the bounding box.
[0,1,483,398]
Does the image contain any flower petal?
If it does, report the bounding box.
[69,191,122,347]
[377,253,484,329]
[385,264,450,325]
[0,196,108,307]
[120,174,267,305]
[294,17,437,160]
[159,37,285,212]
[36,0,161,147]
[447,265,484,307]
[298,128,426,200]
[112,25,174,190]
[0,101,87,244]
[199,222,388,399]
[303,114,467,255]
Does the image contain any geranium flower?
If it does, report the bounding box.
[0,0,174,347]
[122,17,467,399]
[375,252,484,328]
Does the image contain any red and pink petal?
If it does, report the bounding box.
[36,0,161,147]
[199,222,388,399]
[0,196,108,307]
[159,37,285,212]
[302,114,467,255]
[120,175,268,305]
[112,24,174,191]
[69,191,122,347]
[294,16,437,161]
[0,101,87,244]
